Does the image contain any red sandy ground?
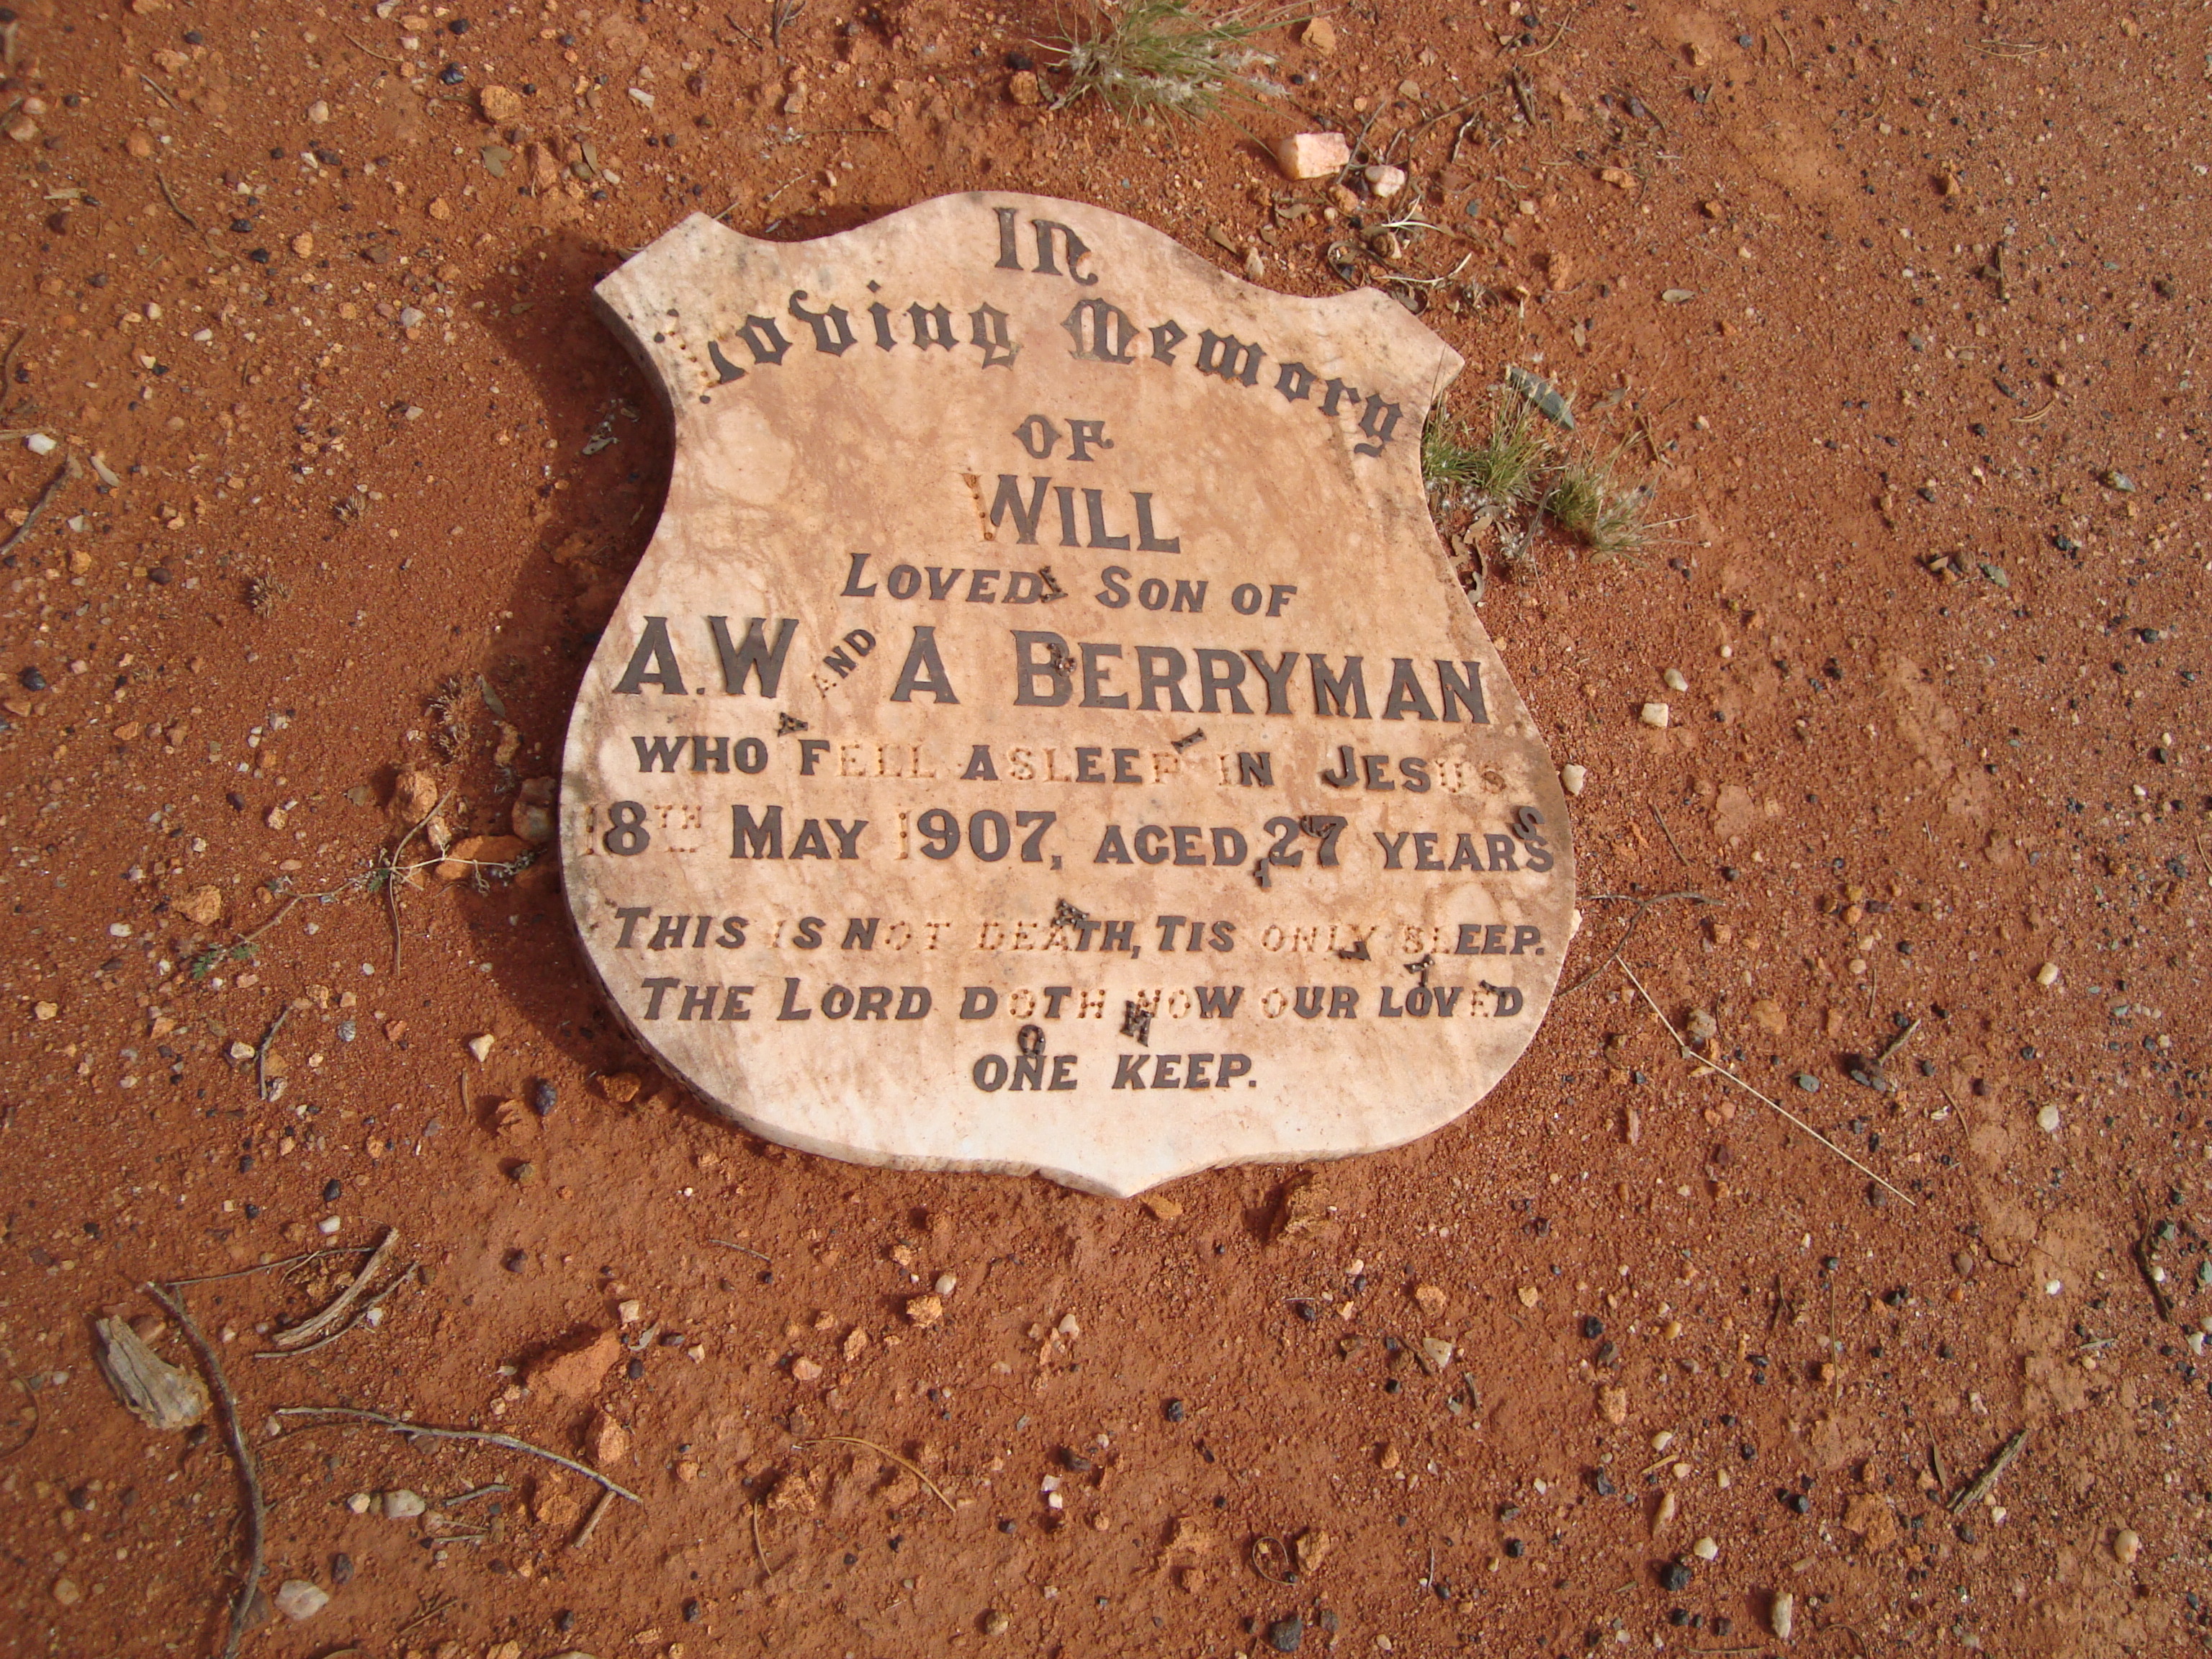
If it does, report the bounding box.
[1,2,2206,1656]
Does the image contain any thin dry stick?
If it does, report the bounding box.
[140,72,180,109]
[145,1282,263,1659]
[1561,891,1714,996]
[1648,801,1690,868]
[709,1236,771,1263]
[156,172,199,231]
[254,1005,289,1104]
[271,1226,401,1346]
[794,1436,954,1514]
[1947,1429,2026,1513]
[750,1503,775,1575]
[343,32,403,63]
[0,459,75,559]
[253,1277,411,1360]
[1875,1017,1921,1068]
[572,1487,616,1550]
[272,1406,644,1502]
[164,1244,371,1287]
[382,787,452,974]
[1618,961,1917,1208]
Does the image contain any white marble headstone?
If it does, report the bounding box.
[561,194,1575,1195]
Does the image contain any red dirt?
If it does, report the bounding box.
[3,3,2206,1657]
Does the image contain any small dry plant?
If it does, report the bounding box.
[1048,1,1300,119]
[1424,369,1664,580]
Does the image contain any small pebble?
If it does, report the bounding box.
[1771,1590,1795,1642]
[2037,1104,2061,1133]
[1662,667,1689,692]
[467,1033,496,1062]
[25,431,56,456]
[274,1580,330,1622]
[382,1488,426,1519]
[1560,763,1587,796]
[1267,1613,1304,1653]
[1163,1398,1186,1422]
[2115,1527,2141,1565]
[1638,701,1671,729]
[2034,961,2060,987]
[935,1272,958,1296]
[1660,1560,1692,1593]
[1794,1074,1820,1093]
[511,1161,539,1184]
[346,1492,372,1514]
[1691,1536,1718,1561]
[531,1079,557,1118]
[982,1609,1010,1636]
[316,1215,341,1236]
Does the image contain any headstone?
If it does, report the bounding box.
[562,194,1575,1197]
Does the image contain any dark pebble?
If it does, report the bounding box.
[440,63,466,84]
[1957,1521,1977,1543]
[681,1598,700,1622]
[1004,50,1034,70]
[1581,1315,1604,1339]
[322,1178,342,1203]
[1784,1491,1810,1515]
[1713,1617,1732,1637]
[626,1357,645,1380]
[238,1155,254,1173]
[1163,1398,1185,1423]
[501,1248,527,1273]
[449,17,471,32]
[1267,1614,1303,1653]
[1668,1608,1689,1627]
[1866,1183,1889,1208]
[1503,1538,1524,1558]
[531,1079,557,1117]
[1794,1073,1819,1093]
[1593,1470,1615,1497]
[19,665,47,691]
[1661,1561,1692,1593]
[148,567,171,584]
[66,1484,92,1509]
[1496,1503,1519,1521]
[230,217,252,233]
[1594,1340,1618,1367]
[555,1609,575,1632]
[331,1551,353,1586]
[1059,1447,1094,1473]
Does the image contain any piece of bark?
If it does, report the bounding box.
[94,1316,209,1429]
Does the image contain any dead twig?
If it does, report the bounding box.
[156,172,199,232]
[0,459,76,560]
[140,72,180,110]
[2135,1233,2177,1322]
[1649,801,1690,868]
[709,1236,771,1264]
[1560,891,1716,996]
[343,33,403,64]
[254,1005,289,1104]
[1249,1533,1295,1585]
[163,1245,371,1287]
[444,1483,510,1507]
[572,1487,616,1550]
[396,1593,457,1636]
[1619,961,1917,1208]
[1875,1017,1921,1068]
[272,1406,644,1502]
[1947,1429,2026,1513]
[769,0,806,56]
[145,1282,263,1659]
[794,1435,953,1514]
[750,1503,777,1575]
[255,1266,413,1359]
[381,786,451,976]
